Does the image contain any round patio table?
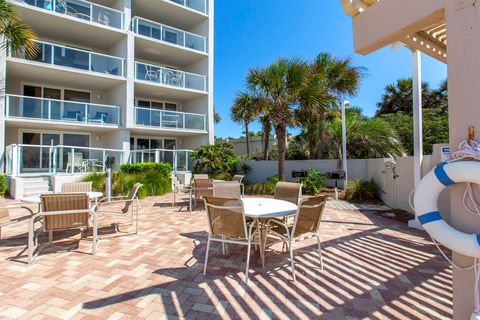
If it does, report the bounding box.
[241,198,298,267]
[22,192,104,211]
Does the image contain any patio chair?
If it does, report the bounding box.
[265,195,327,281]
[194,179,213,207]
[274,182,302,205]
[88,112,108,124]
[171,176,191,207]
[145,65,158,82]
[213,181,241,199]
[194,174,209,180]
[28,193,97,264]
[65,152,85,173]
[61,181,92,193]
[96,183,143,235]
[203,196,259,283]
[232,175,245,195]
[0,203,37,240]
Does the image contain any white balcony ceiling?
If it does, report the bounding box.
[134,37,207,68]
[6,59,126,91]
[5,119,120,133]
[14,3,126,49]
[133,0,207,30]
[341,0,447,62]
[134,81,207,102]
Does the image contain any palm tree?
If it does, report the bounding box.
[230,92,258,157]
[325,108,405,159]
[0,0,37,57]
[247,58,311,180]
[298,53,365,159]
[375,78,434,116]
[213,109,221,124]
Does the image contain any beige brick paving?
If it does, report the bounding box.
[0,194,452,319]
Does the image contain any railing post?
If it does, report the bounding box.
[183,113,186,130]
[159,110,163,128]
[85,104,88,123]
[48,100,52,120]
[204,115,207,131]
[155,150,160,163]
[53,146,57,175]
[90,3,93,23]
[88,52,92,72]
[5,96,9,118]
[11,145,18,178]
[103,150,106,172]
[71,148,75,175]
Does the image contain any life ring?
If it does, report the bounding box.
[414,161,480,258]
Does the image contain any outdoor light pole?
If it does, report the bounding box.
[341,100,350,190]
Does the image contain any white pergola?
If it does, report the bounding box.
[340,1,480,318]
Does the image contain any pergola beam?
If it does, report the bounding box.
[350,0,448,56]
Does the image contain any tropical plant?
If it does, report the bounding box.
[299,169,326,195]
[190,143,238,179]
[324,108,405,159]
[381,108,448,155]
[213,109,221,123]
[230,92,260,157]
[244,175,279,195]
[247,58,312,180]
[0,0,37,57]
[297,53,365,159]
[345,179,379,201]
[375,78,436,116]
[0,174,6,196]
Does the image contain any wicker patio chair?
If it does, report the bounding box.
[194,174,209,180]
[203,196,258,283]
[61,181,92,193]
[96,183,143,235]
[265,195,327,281]
[194,179,213,206]
[28,193,97,264]
[213,181,241,199]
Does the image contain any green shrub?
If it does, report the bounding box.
[120,162,171,176]
[83,162,172,198]
[191,143,239,179]
[300,169,326,195]
[0,174,6,196]
[345,179,379,201]
[245,175,279,195]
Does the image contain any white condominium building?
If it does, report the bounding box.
[1,0,214,198]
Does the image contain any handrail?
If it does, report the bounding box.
[14,144,124,153]
[132,16,206,44]
[129,148,193,153]
[168,0,207,14]
[6,94,121,110]
[134,106,206,118]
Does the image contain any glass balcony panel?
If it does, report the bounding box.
[90,53,123,75]
[11,42,53,63]
[57,0,91,21]
[186,0,206,13]
[6,95,120,126]
[91,5,123,29]
[53,46,89,70]
[162,69,184,87]
[184,73,205,91]
[134,107,205,131]
[184,113,205,130]
[133,17,206,53]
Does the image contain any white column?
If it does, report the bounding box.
[341,101,348,189]
[0,37,6,172]
[412,50,423,187]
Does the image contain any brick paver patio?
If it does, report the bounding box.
[0,194,452,319]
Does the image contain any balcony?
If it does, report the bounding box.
[132,16,207,66]
[134,107,206,133]
[134,62,207,100]
[5,95,121,128]
[128,149,193,172]
[12,0,125,48]
[9,40,124,76]
[133,0,207,30]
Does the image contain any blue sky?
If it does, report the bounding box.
[213,0,447,138]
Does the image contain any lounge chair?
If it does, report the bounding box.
[28,193,97,263]
[203,196,259,283]
[265,195,327,281]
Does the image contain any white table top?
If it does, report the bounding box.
[241,198,297,218]
[22,192,103,204]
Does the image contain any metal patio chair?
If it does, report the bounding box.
[213,181,242,199]
[61,181,92,193]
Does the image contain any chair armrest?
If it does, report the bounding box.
[0,205,36,216]
[38,209,94,217]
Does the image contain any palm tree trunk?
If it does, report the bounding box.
[275,125,286,181]
[244,121,250,157]
[262,118,271,160]
[316,129,327,159]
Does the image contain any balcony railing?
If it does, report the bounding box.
[135,62,206,91]
[134,107,206,131]
[5,144,192,176]
[6,144,125,176]
[129,149,193,172]
[132,17,206,53]
[5,95,121,126]
[14,0,125,30]
[169,0,207,14]
[9,40,125,77]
